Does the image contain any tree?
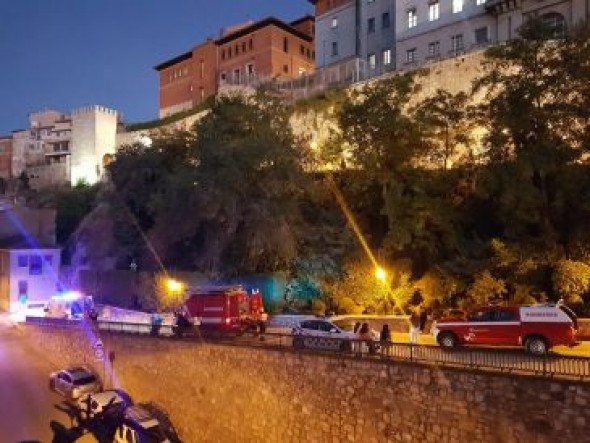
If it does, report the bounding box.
[414,90,475,170]
[552,260,590,305]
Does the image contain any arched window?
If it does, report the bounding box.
[541,12,566,38]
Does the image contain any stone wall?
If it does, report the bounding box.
[23,326,590,443]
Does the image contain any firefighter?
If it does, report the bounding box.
[258,308,268,340]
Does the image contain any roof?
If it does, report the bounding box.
[216,16,313,45]
[154,50,193,71]
[290,15,315,26]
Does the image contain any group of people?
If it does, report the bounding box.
[351,307,430,354]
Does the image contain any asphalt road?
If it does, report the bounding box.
[0,324,88,443]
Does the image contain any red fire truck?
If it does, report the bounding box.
[432,304,579,355]
[184,286,265,333]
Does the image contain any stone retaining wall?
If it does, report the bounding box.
[23,326,590,443]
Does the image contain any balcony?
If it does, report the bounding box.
[485,0,520,15]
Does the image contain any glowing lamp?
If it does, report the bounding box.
[375,267,387,282]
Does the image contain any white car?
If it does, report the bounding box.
[49,366,102,401]
[75,389,133,420]
[114,406,170,443]
[292,319,357,351]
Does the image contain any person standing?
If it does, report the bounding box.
[359,322,375,354]
[419,308,429,334]
[380,324,391,355]
[409,309,421,345]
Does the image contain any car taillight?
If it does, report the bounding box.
[225,317,231,325]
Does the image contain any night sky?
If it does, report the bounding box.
[0,0,312,134]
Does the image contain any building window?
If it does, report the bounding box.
[246,63,255,79]
[368,53,377,69]
[300,44,305,55]
[406,48,417,63]
[452,0,463,13]
[542,12,566,38]
[475,27,489,44]
[451,34,464,52]
[228,47,232,58]
[249,38,253,50]
[298,67,307,76]
[428,41,440,57]
[331,17,338,28]
[408,9,417,28]
[429,1,440,21]
[242,42,246,52]
[283,37,289,53]
[29,255,42,275]
[383,49,392,65]
[235,44,240,55]
[382,12,390,29]
[476,0,486,4]
[18,255,28,267]
[233,68,241,84]
[200,60,204,79]
[44,255,53,265]
[368,17,376,33]
[331,41,338,56]
[220,72,227,82]
[283,64,289,74]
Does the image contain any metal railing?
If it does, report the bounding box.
[25,318,590,381]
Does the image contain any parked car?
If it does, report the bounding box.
[75,389,133,421]
[49,366,102,400]
[113,406,170,443]
[432,304,579,355]
[292,319,358,352]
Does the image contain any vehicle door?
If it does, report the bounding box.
[465,309,495,344]
[489,308,521,345]
[298,320,321,348]
[316,321,340,350]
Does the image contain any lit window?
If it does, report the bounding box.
[476,0,486,4]
[383,49,391,65]
[452,0,463,13]
[408,9,417,28]
[429,1,440,21]
[368,53,377,69]
[331,17,338,28]
[368,17,375,33]
[406,48,417,63]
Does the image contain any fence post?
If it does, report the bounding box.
[542,354,547,377]
[409,343,414,361]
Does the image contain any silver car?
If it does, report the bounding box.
[49,366,102,401]
[114,406,170,443]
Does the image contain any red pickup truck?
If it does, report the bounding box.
[432,304,579,355]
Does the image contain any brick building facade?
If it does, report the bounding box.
[155,16,315,117]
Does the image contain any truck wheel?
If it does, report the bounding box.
[525,336,548,356]
[437,332,458,349]
[293,337,305,350]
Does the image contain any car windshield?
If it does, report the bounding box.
[74,375,97,385]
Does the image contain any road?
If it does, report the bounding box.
[0,322,91,443]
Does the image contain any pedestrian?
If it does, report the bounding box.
[380,324,391,343]
[359,322,375,354]
[419,308,428,333]
[353,321,361,334]
[150,310,163,337]
[352,321,362,353]
[409,309,421,345]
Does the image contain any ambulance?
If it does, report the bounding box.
[432,304,579,355]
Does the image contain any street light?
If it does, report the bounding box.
[375,267,387,282]
[166,278,183,293]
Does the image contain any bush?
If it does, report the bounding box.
[552,260,590,304]
[311,299,326,316]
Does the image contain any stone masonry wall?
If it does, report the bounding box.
[23,326,590,443]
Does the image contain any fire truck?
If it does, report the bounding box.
[432,304,579,355]
[184,286,265,333]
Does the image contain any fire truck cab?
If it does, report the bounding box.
[184,286,264,333]
[432,304,579,355]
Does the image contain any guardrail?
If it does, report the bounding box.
[25,318,590,381]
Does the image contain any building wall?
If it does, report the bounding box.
[2,248,60,312]
[359,0,396,71]
[0,137,12,179]
[25,328,590,443]
[158,55,195,117]
[70,106,118,185]
[290,16,316,37]
[315,0,358,67]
